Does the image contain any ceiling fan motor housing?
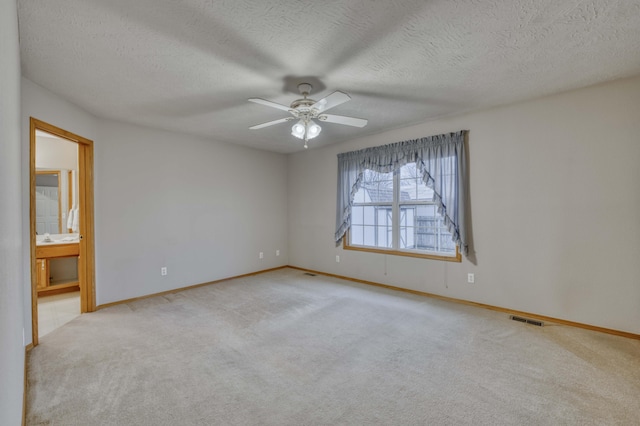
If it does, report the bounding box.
[290,98,316,111]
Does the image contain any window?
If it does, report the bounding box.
[346,162,460,261]
[335,130,468,259]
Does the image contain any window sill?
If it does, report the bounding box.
[343,240,462,262]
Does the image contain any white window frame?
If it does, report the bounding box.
[345,165,461,262]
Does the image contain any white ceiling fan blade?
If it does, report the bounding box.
[249,117,292,130]
[248,98,292,112]
[319,114,368,128]
[312,91,351,113]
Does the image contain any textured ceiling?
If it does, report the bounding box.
[18,0,640,153]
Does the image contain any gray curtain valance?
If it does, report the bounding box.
[335,130,469,258]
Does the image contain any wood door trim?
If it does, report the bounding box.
[30,118,96,347]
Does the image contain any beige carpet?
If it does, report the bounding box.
[27,268,640,425]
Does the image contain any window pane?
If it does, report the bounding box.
[399,178,416,201]
[353,187,366,203]
[399,163,418,201]
[378,208,393,249]
[374,181,393,202]
[417,226,434,250]
[416,204,435,217]
[399,226,415,249]
[376,208,388,225]
[351,209,393,249]
[377,225,392,248]
[399,203,455,253]
[358,224,391,249]
[400,206,415,227]
[375,171,393,182]
[361,169,377,185]
[417,184,434,201]
[362,169,392,185]
[363,225,376,246]
[399,162,418,179]
[363,206,377,225]
[352,206,364,225]
[400,163,434,201]
[350,225,364,245]
[360,169,392,203]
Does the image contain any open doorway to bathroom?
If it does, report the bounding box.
[35,165,80,338]
[30,118,95,346]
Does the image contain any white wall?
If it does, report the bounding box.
[22,80,289,341]
[0,0,25,424]
[94,119,288,304]
[288,75,640,335]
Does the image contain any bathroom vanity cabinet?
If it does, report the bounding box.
[36,242,80,295]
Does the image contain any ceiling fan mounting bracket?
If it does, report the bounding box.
[297,83,313,96]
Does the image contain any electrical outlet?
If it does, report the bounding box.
[467,273,474,283]
[161,267,167,276]
[336,255,340,263]
[276,250,280,256]
[259,252,264,259]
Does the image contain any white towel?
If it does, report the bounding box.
[72,208,80,232]
[66,208,75,230]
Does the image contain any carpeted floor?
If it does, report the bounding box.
[27,268,640,425]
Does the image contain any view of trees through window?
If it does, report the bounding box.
[350,163,456,254]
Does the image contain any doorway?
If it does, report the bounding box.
[30,118,96,346]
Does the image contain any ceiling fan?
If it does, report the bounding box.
[248,83,368,148]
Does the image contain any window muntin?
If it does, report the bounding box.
[347,163,459,260]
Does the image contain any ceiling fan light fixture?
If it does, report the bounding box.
[291,121,306,139]
[307,121,321,139]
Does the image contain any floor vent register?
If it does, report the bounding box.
[510,315,544,327]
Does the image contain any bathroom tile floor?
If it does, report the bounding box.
[38,291,81,338]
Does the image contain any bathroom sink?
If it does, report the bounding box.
[37,238,79,245]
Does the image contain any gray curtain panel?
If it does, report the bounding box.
[335,130,469,257]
